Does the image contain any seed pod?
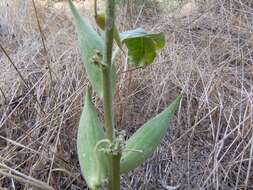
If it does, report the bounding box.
[120,95,182,173]
[95,12,106,29]
[69,0,116,98]
[95,11,122,49]
[77,87,108,189]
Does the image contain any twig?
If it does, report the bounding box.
[119,65,144,74]
[0,86,7,103]
[31,0,53,82]
[0,44,27,86]
[0,43,45,114]
[0,164,54,190]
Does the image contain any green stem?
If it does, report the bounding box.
[111,154,121,188]
[102,66,114,140]
[102,0,121,189]
[102,0,115,141]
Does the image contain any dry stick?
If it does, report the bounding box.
[47,105,67,184]
[16,83,88,182]
[0,43,45,114]
[0,45,27,85]
[0,163,54,190]
[0,72,48,128]
[120,65,146,74]
[6,119,70,166]
[0,86,7,102]
[0,156,37,183]
[0,128,72,186]
[31,0,53,83]
[0,97,69,176]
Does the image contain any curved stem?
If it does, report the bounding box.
[94,139,111,185]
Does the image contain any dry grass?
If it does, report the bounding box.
[0,0,253,189]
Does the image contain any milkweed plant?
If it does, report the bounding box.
[68,0,182,189]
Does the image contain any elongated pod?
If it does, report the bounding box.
[77,87,108,189]
[95,11,122,49]
[120,95,182,173]
[69,0,116,98]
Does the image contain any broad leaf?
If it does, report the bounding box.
[77,87,108,189]
[121,28,165,67]
[120,94,182,173]
[69,0,116,98]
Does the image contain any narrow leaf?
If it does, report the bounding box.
[121,28,165,67]
[120,94,182,173]
[77,87,108,189]
[69,0,116,97]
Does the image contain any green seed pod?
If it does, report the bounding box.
[69,0,116,98]
[95,12,106,30]
[77,87,108,189]
[120,95,182,173]
[95,11,122,49]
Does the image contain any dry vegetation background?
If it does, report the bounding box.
[0,0,253,189]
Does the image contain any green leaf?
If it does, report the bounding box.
[68,0,116,98]
[120,94,182,173]
[121,28,165,67]
[77,87,108,189]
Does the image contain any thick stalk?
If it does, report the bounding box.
[102,66,114,140]
[102,0,121,189]
[111,154,121,188]
[102,0,114,143]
